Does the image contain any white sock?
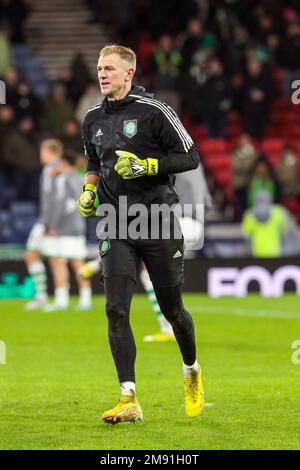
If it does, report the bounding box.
[54,286,69,308]
[79,286,92,307]
[183,360,200,378]
[120,381,136,397]
[140,269,173,334]
[28,260,48,301]
[157,314,173,335]
[87,258,102,275]
[140,269,153,291]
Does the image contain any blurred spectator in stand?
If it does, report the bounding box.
[0,104,15,174]
[203,57,233,138]
[136,33,156,83]
[3,69,41,124]
[185,50,210,123]
[85,0,103,23]
[240,58,272,140]
[75,81,103,124]
[86,0,134,34]
[0,0,29,43]
[3,117,40,201]
[231,134,259,218]
[56,67,78,105]
[75,153,86,176]
[251,38,278,68]
[57,52,91,105]
[242,190,291,257]
[276,22,300,100]
[246,5,279,65]
[223,24,250,75]
[13,80,42,124]
[253,13,278,46]
[62,118,83,154]
[247,156,279,209]
[42,84,74,138]
[275,144,300,199]
[148,34,182,113]
[265,33,280,65]
[0,27,14,75]
[211,1,236,46]
[2,66,18,106]
[180,17,216,71]
[70,52,91,103]
[0,104,14,142]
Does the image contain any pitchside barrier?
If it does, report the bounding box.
[0,257,299,298]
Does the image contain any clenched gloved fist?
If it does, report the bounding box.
[114,150,158,179]
[77,183,99,217]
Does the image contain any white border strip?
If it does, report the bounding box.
[190,306,300,320]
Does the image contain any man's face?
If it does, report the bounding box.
[19,118,33,133]
[97,53,133,98]
[209,59,223,76]
[40,147,58,166]
[0,105,14,123]
[64,119,78,136]
[248,59,261,76]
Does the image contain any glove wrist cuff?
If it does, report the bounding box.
[83,183,97,194]
[147,158,158,175]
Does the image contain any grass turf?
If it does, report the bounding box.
[0,294,299,450]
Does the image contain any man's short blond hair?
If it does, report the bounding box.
[41,139,64,158]
[99,44,136,70]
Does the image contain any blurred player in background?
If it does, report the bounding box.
[142,164,210,341]
[42,150,91,312]
[24,139,63,310]
[79,164,210,342]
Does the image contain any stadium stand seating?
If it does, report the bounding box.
[188,67,300,223]
[12,44,49,97]
[24,0,109,79]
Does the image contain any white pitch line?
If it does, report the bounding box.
[181,403,214,408]
[189,306,300,320]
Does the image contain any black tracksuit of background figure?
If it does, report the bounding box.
[83,85,200,384]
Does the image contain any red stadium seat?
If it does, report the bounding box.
[191,125,207,140]
[266,153,282,166]
[223,186,234,203]
[281,198,300,224]
[268,111,282,125]
[260,138,285,154]
[291,141,300,157]
[227,111,241,124]
[228,124,242,137]
[204,153,230,170]
[271,98,286,111]
[282,111,298,124]
[288,125,300,139]
[265,127,281,137]
[272,67,282,82]
[199,139,228,154]
[213,168,232,188]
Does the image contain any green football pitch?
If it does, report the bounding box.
[0,294,299,450]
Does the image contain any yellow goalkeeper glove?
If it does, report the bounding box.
[114,150,158,179]
[77,184,99,217]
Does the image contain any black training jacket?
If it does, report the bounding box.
[83,85,200,209]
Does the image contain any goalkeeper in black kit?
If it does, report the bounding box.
[77,44,204,424]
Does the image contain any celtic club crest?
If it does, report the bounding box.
[123,120,137,138]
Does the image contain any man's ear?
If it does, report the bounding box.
[125,67,135,82]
